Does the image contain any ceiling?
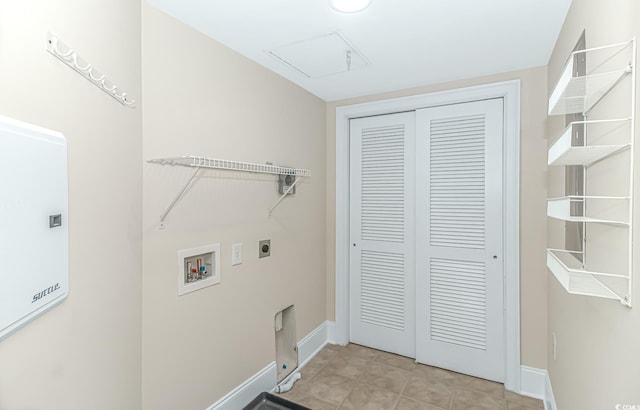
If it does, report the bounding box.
[146,0,572,102]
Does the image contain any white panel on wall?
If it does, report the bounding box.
[0,115,69,340]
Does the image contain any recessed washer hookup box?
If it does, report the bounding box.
[0,115,69,341]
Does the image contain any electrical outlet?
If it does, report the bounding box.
[232,243,243,266]
[552,332,557,361]
[278,174,296,195]
[259,239,271,258]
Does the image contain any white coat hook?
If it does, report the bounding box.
[73,56,92,72]
[51,37,74,58]
[346,50,352,71]
[89,69,105,82]
[46,32,136,109]
[99,77,115,92]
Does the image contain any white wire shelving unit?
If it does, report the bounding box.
[548,41,633,116]
[547,119,631,166]
[546,249,627,300]
[547,196,630,226]
[546,38,636,307]
[149,156,311,226]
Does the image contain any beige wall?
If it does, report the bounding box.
[326,66,549,369]
[0,0,142,409]
[546,0,640,409]
[11,2,639,408]
[141,5,327,409]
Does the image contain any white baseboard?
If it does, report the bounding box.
[517,366,557,410]
[327,320,336,344]
[520,366,546,400]
[545,372,558,410]
[297,320,331,368]
[208,320,333,409]
[207,361,277,410]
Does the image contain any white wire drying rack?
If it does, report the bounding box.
[46,33,136,108]
[149,156,311,225]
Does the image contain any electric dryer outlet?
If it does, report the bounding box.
[259,240,271,258]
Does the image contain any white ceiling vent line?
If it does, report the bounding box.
[267,32,369,79]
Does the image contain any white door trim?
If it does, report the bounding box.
[334,80,521,392]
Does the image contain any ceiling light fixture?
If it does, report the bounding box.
[330,0,373,13]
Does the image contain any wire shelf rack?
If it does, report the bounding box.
[546,38,636,307]
[149,156,311,177]
[149,156,311,225]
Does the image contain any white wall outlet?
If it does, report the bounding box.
[552,332,557,361]
[232,243,243,266]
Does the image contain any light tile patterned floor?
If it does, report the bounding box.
[277,343,544,410]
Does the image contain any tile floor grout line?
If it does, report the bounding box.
[390,367,412,410]
[335,374,360,409]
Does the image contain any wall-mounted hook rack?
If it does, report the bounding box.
[46,33,136,108]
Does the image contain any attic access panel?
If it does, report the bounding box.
[268,32,368,78]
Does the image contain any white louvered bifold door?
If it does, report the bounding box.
[415,99,505,382]
[349,112,416,358]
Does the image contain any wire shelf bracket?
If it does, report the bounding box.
[268,176,303,217]
[149,156,311,226]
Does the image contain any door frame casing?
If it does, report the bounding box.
[334,80,521,392]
